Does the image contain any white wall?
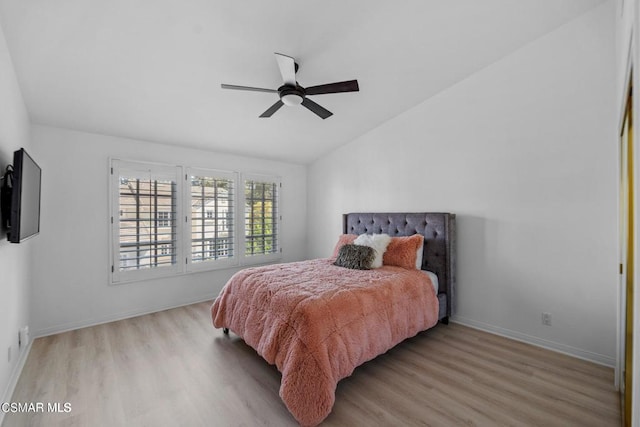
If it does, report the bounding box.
[617,0,633,103]
[0,19,32,412]
[308,2,617,365]
[29,124,307,336]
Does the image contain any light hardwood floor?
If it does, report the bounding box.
[3,301,620,427]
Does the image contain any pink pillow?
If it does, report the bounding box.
[383,234,424,269]
[332,234,357,257]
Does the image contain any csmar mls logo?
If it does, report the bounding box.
[1,402,71,413]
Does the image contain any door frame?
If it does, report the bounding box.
[618,20,640,426]
[620,77,633,426]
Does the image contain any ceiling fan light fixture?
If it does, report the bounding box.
[281,93,303,106]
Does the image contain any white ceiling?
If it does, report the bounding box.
[0,0,605,164]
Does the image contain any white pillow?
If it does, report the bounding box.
[353,233,392,268]
[415,241,424,269]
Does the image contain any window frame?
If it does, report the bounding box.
[185,167,239,273]
[240,173,282,266]
[110,161,284,284]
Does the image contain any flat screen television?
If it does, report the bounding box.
[8,148,41,243]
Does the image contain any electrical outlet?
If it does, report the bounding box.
[542,312,552,326]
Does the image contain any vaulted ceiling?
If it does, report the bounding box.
[0,0,606,164]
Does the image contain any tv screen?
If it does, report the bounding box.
[9,148,41,243]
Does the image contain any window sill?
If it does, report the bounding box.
[110,255,283,285]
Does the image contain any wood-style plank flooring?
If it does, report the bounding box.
[3,301,620,426]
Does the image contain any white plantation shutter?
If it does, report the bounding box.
[111,160,182,283]
[187,168,238,271]
[243,175,280,262]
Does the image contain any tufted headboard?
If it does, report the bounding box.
[343,212,456,320]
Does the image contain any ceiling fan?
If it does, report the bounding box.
[221,53,359,119]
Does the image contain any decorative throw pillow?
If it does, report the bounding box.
[334,244,376,270]
[383,234,424,270]
[332,234,358,258]
[353,233,392,268]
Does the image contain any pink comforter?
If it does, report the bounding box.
[211,258,439,426]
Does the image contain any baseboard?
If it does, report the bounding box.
[32,293,218,339]
[0,340,33,426]
[451,315,616,367]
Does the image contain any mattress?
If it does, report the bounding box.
[424,270,439,293]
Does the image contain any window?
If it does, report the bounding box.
[188,169,236,270]
[244,176,280,260]
[157,211,171,227]
[207,239,230,258]
[111,160,182,283]
[110,161,280,283]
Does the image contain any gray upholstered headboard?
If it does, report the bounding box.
[343,212,456,320]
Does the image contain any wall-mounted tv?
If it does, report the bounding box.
[8,148,41,243]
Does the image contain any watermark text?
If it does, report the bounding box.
[1,402,71,413]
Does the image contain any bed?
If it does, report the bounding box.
[211,212,456,426]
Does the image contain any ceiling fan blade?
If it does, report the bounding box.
[275,53,297,86]
[221,84,277,93]
[305,80,359,95]
[259,100,284,118]
[301,98,333,119]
